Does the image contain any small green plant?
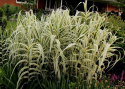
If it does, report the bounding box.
[0,65,18,89]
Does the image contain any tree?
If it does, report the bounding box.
[21,0,36,11]
[116,0,125,11]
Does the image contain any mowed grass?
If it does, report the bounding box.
[6,21,17,30]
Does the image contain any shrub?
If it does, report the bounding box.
[1,4,8,13]
[34,9,43,19]
[106,15,125,63]
[0,8,4,25]
[5,1,123,89]
[0,8,7,30]
[106,15,125,37]
[108,11,119,16]
[8,5,17,15]
[121,12,125,21]
[1,17,7,30]
[21,0,36,11]
[1,4,21,19]
[0,8,4,17]
[1,4,9,19]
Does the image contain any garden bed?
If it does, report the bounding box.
[0,1,125,89]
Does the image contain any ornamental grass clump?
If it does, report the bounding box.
[5,1,123,88]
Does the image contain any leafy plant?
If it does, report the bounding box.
[0,8,7,31]
[34,9,44,19]
[1,4,8,14]
[1,17,7,31]
[0,8,4,25]
[8,5,17,15]
[6,21,17,30]
[4,0,123,89]
[0,22,17,89]
[116,0,125,11]
[0,8,4,17]
[1,4,21,20]
[106,15,125,63]
[0,65,18,89]
[21,0,36,11]
[21,74,118,89]
[106,15,125,37]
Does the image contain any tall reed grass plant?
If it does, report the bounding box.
[4,1,124,88]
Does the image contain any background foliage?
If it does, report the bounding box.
[0,8,7,31]
[106,14,125,63]
[1,4,21,20]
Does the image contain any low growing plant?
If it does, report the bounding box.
[0,22,16,88]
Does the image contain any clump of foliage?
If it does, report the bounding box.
[21,0,36,11]
[116,0,125,11]
[34,9,43,19]
[0,8,4,17]
[34,9,52,19]
[0,8,4,25]
[0,8,7,31]
[106,15,125,37]
[0,8,7,65]
[1,17,7,31]
[106,15,125,63]
[1,4,21,20]
[1,1,123,89]
[0,22,16,89]
[21,74,119,89]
